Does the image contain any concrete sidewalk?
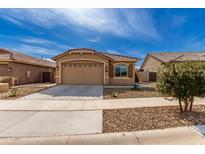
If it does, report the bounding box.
[0,97,205,111]
[1,126,205,145]
[0,110,102,137]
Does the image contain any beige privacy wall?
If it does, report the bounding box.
[137,72,149,82]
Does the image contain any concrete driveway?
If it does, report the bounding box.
[19,85,103,100]
[0,110,102,137]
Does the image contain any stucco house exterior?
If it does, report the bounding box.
[138,51,205,82]
[52,48,139,85]
[0,48,56,86]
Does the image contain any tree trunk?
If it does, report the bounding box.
[189,97,194,111]
[184,98,189,112]
[179,99,183,112]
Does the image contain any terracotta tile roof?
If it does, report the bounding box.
[0,48,56,68]
[0,53,11,61]
[149,51,205,62]
[66,48,96,53]
[52,48,139,62]
[100,52,139,62]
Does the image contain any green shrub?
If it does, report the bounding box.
[156,61,205,112]
[112,91,119,98]
[9,88,18,97]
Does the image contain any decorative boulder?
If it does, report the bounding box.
[0,83,9,93]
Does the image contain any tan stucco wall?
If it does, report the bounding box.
[55,53,109,85]
[142,56,162,72]
[8,62,54,85]
[0,63,9,76]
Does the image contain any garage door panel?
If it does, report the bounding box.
[61,62,103,85]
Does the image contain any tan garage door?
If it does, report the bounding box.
[61,61,104,85]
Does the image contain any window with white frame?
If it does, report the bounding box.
[115,64,128,77]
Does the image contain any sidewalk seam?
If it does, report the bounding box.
[66,136,71,144]
[133,132,142,145]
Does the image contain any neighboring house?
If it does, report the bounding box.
[52,48,139,85]
[139,51,205,82]
[0,48,56,86]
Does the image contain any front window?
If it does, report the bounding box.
[115,64,128,77]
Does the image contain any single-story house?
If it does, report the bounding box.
[0,48,56,86]
[138,51,205,82]
[52,48,140,85]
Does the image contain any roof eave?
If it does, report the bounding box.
[52,50,113,61]
[112,59,140,62]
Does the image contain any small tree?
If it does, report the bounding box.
[156,61,205,112]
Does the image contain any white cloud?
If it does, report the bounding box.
[135,65,140,70]
[42,58,55,62]
[20,37,54,44]
[54,9,126,36]
[0,9,160,40]
[0,9,60,28]
[10,44,57,56]
[106,49,121,55]
[0,34,72,52]
[121,9,160,40]
[19,37,72,50]
[0,13,24,26]
[87,36,101,42]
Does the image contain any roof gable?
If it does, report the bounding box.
[149,51,205,62]
[52,48,140,62]
[52,48,113,61]
[140,51,205,70]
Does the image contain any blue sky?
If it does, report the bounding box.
[0,8,205,67]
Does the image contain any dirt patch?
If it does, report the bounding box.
[103,105,205,133]
[104,88,162,99]
[0,83,55,100]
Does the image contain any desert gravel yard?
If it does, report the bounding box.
[0,83,55,100]
[104,88,162,99]
[103,105,205,133]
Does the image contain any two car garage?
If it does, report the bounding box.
[61,61,104,85]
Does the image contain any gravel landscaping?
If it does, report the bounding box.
[103,105,205,133]
[0,83,55,100]
[104,88,163,99]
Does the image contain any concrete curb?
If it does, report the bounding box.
[0,126,205,145]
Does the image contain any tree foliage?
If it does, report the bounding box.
[156,61,205,112]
